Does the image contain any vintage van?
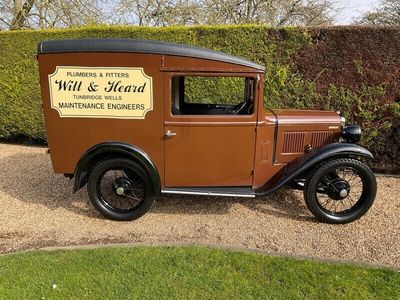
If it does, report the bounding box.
[37,39,377,224]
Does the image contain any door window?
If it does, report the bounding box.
[171,76,255,115]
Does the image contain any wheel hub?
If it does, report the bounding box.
[116,187,125,195]
[327,179,350,200]
[113,178,132,197]
[339,189,348,198]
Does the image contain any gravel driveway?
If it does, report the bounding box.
[0,143,399,267]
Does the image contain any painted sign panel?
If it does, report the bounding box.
[48,66,153,119]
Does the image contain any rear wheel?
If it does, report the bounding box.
[304,158,377,224]
[87,158,155,221]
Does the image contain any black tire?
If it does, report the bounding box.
[304,158,377,224]
[87,158,156,221]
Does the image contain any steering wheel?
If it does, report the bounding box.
[232,102,247,115]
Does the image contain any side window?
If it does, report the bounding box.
[171,76,255,115]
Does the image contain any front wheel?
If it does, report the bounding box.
[304,158,377,224]
[87,158,156,221]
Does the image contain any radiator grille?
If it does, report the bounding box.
[283,131,306,153]
[283,131,334,154]
[311,131,333,149]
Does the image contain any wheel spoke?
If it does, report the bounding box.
[347,171,357,184]
[129,191,141,200]
[352,179,363,186]
[125,194,141,203]
[339,168,347,181]
[320,197,331,207]
[323,176,339,193]
[133,179,143,186]
[125,187,145,192]
[340,199,347,212]
[329,200,337,212]
[348,194,358,206]
[113,170,118,188]
[346,197,354,209]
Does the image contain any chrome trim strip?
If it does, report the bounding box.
[161,189,255,198]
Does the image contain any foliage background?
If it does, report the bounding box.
[0,25,398,173]
[184,77,246,104]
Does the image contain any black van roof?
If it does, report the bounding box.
[37,39,265,71]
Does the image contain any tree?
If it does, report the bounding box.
[115,0,338,27]
[0,0,339,29]
[0,0,107,30]
[115,0,204,26]
[357,0,400,25]
[203,0,337,26]
[11,0,34,29]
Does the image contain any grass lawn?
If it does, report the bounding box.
[0,246,398,299]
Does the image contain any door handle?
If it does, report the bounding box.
[165,130,177,137]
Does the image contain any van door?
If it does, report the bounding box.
[163,73,258,187]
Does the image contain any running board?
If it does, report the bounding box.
[161,187,255,198]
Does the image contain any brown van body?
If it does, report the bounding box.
[37,43,341,190]
[37,39,376,224]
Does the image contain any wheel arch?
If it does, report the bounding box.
[255,143,374,196]
[73,141,160,194]
[289,143,374,179]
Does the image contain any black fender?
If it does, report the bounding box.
[73,141,160,194]
[255,143,373,196]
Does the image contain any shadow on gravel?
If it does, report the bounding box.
[154,191,313,222]
[0,153,313,222]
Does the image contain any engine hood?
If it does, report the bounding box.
[267,109,342,164]
[269,109,341,125]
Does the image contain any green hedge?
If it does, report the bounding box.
[0,25,399,173]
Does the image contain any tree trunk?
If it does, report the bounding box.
[39,0,46,29]
[11,0,35,30]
